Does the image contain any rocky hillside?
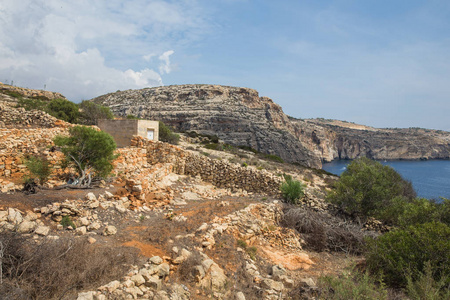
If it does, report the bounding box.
[91,85,450,167]
[0,82,67,128]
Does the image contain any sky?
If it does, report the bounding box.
[1,0,450,130]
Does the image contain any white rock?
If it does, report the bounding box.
[77,291,95,300]
[131,274,146,286]
[101,280,121,293]
[0,210,8,222]
[210,264,227,292]
[236,292,246,300]
[103,225,117,236]
[76,226,87,235]
[8,208,22,224]
[79,217,90,226]
[35,225,50,236]
[150,256,163,265]
[17,220,36,233]
[87,222,101,231]
[88,201,100,209]
[104,191,114,199]
[115,204,127,213]
[145,276,162,290]
[85,192,97,201]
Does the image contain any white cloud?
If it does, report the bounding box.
[0,0,207,101]
[158,50,175,75]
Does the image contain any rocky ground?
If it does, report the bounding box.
[0,136,362,300]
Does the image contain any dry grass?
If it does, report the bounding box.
[281,206,377,254]
[0,232,138,300]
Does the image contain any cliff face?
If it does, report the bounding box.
[91,85,322,168]
[91,84,450,167]
[293,119,450,162]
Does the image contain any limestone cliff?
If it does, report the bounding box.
[90,84,450,167]
[91,85,322,168]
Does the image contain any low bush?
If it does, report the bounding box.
[317,270,388,300]
[159,121,180,145]
[262,153,284,163]
[60,216,76,229]
[25,154,52,185]
[0,233,137,299]
[46,98,80,123]
[406,261,450,300]
[365,221,450,288]
[177,251,204,282]
[16,97,48,111]
[78,100,114,125]
[281,206,370,254]
[280,175,304,204]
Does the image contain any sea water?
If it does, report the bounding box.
[322,160,450,201]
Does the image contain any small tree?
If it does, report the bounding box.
[280,174,304,204]
[46,98,80,123]
[54,126,117,186]
[327,157,416,221]
[159,121,180,145]
[78,100,114,125]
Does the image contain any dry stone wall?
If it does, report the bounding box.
[0,128,282,196]
[0,127,70,178]
[143,138,283,195]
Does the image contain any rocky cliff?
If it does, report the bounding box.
[91,85,322,168]
[91,84,450,166]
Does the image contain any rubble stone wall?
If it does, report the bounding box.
[144,138,282,195]
[0,127,70,178]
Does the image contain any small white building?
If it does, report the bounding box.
[97,119,159,147]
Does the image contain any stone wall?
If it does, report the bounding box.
[0,127,70,178]
[0,128,282,196]
[143,138,282,195]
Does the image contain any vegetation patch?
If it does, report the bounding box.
[280,175,304,204]
[365,221,450,288]
[54,126,118,186]
[281,206,371,254]
[0,233,138,299]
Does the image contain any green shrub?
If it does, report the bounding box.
[158,121,180,145]
[46,98,80,123]
[16,97,48,111]
[378,197,450,228]
[318,270,388,300]
[78,100,114,125]
[327,157,416,222]
[280,176,304,204]
[237,239,247,249]
[365,222,450,288]
[60,216,76,229]
[126,114,140,120]
[54,126,117,186]
[262,153,284,163]
[25,155,52,185]
[406,261,450,300]
[246,246,257,260]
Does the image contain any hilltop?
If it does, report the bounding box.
[91,84,450,167]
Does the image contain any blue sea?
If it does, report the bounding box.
[322,160,450,201]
